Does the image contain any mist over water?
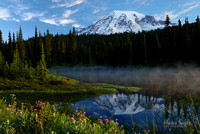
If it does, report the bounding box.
[50,66,200,95]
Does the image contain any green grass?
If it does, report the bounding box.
[0,75,140,95]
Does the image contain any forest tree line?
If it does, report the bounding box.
[0,16,200,73]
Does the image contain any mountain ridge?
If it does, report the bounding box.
[77,10,168,35]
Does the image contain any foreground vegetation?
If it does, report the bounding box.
[1,94,200,134]
[0,95,154,134]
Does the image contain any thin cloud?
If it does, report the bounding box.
[72,23,83,28]
[155,2,200,22]
[93,9,100,14]
[52,0,61,2]
[40,18,76,26]
[92,8,106,14]
[12,18,20,22]
[59,19,76,25]
[63,9,79,18]
[40,18,59,26]
[0,8,11,21]
[52,0,86,8]
[22,12,45,21]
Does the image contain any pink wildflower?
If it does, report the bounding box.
[34,109,37,111]
[41,107,44,109]
[80,115,83,117]
[77,112,80,116]
[71,117,75,121]
[79,119,82,121]
[98,121,103,124]
[104,119,109,122]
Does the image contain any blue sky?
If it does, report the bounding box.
[0,0,200,41]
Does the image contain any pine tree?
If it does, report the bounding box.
[10,45,21,79]
[0,50,4,77]
[178,19,182,28]
[44,29,52,66]
[8,32,14,63]
[33,26,39,67]
[0,30,4,56]
[88,47,93,65]
[17,26,26,63]
[165,15,170,27]
[36,43,48,81]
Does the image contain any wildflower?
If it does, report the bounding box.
[39,110,42,112]
[80,115,83,117]
[79,119,82,121]
[148,130,150,132]
[41,107,44,109]
[71,117,76,122]
[14,101,16,104]
[31,106,33,109]
[72,113,74,117]
[76,107,78,109]
[47,102,49,104]
[98,121,103,124]
[10,94,16,97]
[77,112,80,116]
[116,122,119,125]
[34,109,37,111]
[42,103,45,105]
[80,111,82,113]
[104,119,109,122]
[26,108,28,114]
[83,112,86,114]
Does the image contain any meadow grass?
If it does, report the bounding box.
[0,75,140,95]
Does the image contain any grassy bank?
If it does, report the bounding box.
[0,75,140,95]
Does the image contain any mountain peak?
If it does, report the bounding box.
[77,10,166,35]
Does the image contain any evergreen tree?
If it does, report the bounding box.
[36,43,48,81]
[16,26,26,63]
[10,45,21,79]
[0,50,4,77]
[33,26,39,67]
[0,30,4,56]
[8,32,14,63]
[88,47,93,65]
[178,19,182,27]
[44,29,52,66]
[165,15,170,27]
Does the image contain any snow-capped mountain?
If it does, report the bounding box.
[77,10,167,35]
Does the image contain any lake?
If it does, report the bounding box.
[1,66,200,131]
[50,66,200,130]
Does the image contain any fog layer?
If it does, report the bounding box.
[50,66,200,94]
